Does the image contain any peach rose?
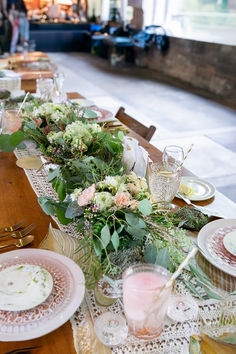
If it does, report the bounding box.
[129,200,139,210]
[114,192,131,207]
[127,183,138,194]
[78,184,95,207]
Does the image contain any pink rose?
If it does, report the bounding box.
[78,184,95,207]
[114,192,131,207]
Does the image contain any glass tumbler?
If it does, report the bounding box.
[148,162,181,202]
[123,264,172,340]
[36,78,54,101]
[2,109,22,133]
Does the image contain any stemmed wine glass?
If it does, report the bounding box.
[162,145,184,169]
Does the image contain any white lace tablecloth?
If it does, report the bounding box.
[14,142,234,354]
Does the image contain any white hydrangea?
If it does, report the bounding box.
[64,121,93,146]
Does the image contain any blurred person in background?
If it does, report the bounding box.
[0,0,12,53]
[47,0,60,19]
[8,0,29,54]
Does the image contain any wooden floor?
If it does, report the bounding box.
[49,52,236,202]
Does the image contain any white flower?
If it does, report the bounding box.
[89,123,101,133]
[47,131,63,144]
[94,192,113,210]
[70,188,82,202]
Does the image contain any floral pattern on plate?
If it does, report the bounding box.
[206,226,236,269]
[0,255,72,327]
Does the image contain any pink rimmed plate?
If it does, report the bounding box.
[198,219,236,277]
[0,249,85,341]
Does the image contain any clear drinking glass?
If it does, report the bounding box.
[122,264,172,340]
[36,78,54,101]
[52,72,67,103]
[162,145,184,168]
[148,162,181,202]
[2,109,22,133]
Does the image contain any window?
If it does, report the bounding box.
[143,0,236,45]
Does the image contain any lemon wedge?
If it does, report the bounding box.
[179,184,195,197]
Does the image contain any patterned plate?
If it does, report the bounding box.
[0,249,85,341]
[198,219,236,277]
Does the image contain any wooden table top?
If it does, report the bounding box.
[0,52,53,93]
[0,92,235,353]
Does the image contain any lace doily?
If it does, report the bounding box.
[14,143,235,354]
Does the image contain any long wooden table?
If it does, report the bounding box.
[1,92,236,353]
[0,52,53,93]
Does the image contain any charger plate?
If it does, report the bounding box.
[0,248,85,341]
[198,219,236,277]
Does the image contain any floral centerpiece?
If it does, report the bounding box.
[39,172,194,287]
[0,101,125,196]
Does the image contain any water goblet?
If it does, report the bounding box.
[148,162,181,202]
[162,145,184,168]
[36,78,54,101]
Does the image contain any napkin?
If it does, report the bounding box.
[122,136,149,178]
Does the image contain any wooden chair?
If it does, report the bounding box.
[115,107,156,141]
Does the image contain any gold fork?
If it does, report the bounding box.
[0,235,34,250]
[0,220,24,233]
[0,223,35,239]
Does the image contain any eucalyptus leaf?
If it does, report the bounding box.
[38,196,55,215]
[55,178,66,201]
[101,224,111,249]
[111,230,119,251]
[138,199,152,216]
[55,206,72,225]
[144,244,157,264]
[9,131,25,146]
[117,131,125,141]
[155,247,170,269]
[47,167,60,182]
[85,109,98,118]
[93,238,102,259]
[126,226,146,240]
[65,202,83,219]
[125,213,146,229]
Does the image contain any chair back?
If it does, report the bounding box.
[115,106,156,141]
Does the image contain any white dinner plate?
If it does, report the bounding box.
[0,249,85,341]
[0,264,53,311]
[178,177,215,201]
[223,230,236,256]
[198,219,236,277]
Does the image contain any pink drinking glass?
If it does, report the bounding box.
[122,264,172,340]
[3,109,22,133]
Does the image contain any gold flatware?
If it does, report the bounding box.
[0,220,24,233]
[0,223,35,239]
[0,235,34,250]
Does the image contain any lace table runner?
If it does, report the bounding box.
[14,142,234,354]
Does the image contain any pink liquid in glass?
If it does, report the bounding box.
[123,265,171,339]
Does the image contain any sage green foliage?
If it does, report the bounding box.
[173,206,209,231]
